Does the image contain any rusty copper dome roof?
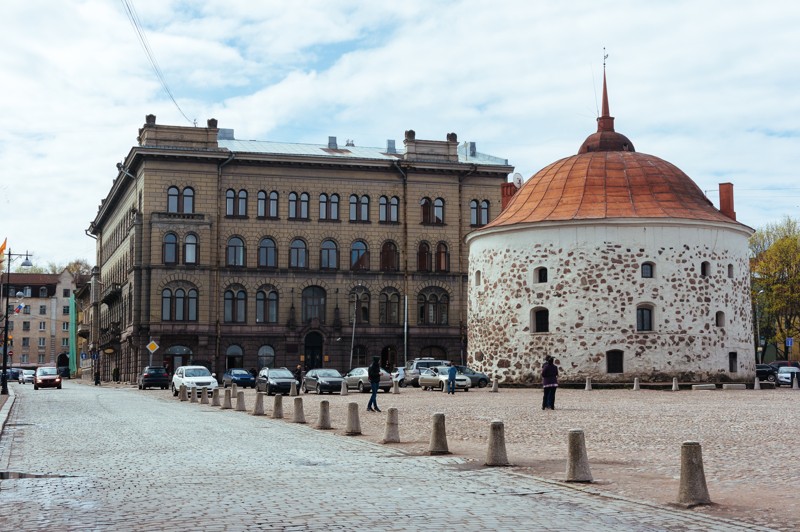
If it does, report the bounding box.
[486,73,736,229]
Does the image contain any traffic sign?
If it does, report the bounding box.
[787,337,794,347]
[80,352,87,360]
[8,350,13,357]
[147,341,159,354]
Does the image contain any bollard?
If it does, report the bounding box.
[754,377,761,390]
[794,373,799,390]
[179,384,188,401]
[232,383,238,397]
[584,377,592,391]
[211,388,221,407]
[491,379,499,393]
[272,394,284,419]
[292,397,306,424]
[221,388,232,409]
[632,377,640,391]
[428,412,450,455]
[190,387,198,403]
[485,420,509,466]
[235,391,246,412]
[251,392,265,416]
[290,381,298,396]
[316,400,332,429]
[345,402,362,435]
[565,429,593,482]
[672,377,680,391]
[200,387,209,404]
[392,380,400,394]
[382,407,400,443]
[340,380,349,396]
[677,441,711,506]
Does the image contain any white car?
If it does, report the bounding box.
[171,365,218,396]
[18,369,35,384]
[418,366,471,392]
[776,367,800,387]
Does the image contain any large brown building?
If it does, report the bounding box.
[87,115,512,383]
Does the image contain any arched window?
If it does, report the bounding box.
[349,194,369,222]
[256,289,279,323]
[268,191,279,218]
[174,289,185,321]
[360,196,369,221]
[187,289,198,321]
[350,240,369,271]
[351,287,370,324]
[715,311,725,327]
[389,196,399,222]
[417,287,449,325]
[479,200,489,225]
[700,261,710,277]
[534,267,548,283]
[379,196,389,222]
[184,234,198,265]
[349,194,358,221]
[727,264,734,278]
[183,187,194,214]
[289,192,298,219]
[641,262,654,279]
[302,286,326,323]
[380,241,399,271]
[258,238,277,268]
[417,242,432,272]
[474,270,482,287]
[433,198,444,224]
[163,233,178,265]
[225,189,235,216]
[257,191,267,217]
[226,237,246,267]
[319,194,329,220]
[258,345,275,369]
[379,288,401,325]
[299,192,309,219]
[420,197,432,224]
[330,194,339,220]
[379,196,397,222]
[435,242,449,272]
[224,289,247,323]
[161,287,198,321]
[226,344,244,369]
[161,289,172,321]
[320,239,338,270]
[531,307,549,333]
[290,239,308,269]
[469,200,479,225]
[636,305,654,332]
[167,186,179,213]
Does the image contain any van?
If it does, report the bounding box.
[404,357,450,387]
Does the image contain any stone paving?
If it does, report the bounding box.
[0,381,775,531]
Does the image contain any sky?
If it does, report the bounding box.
[1,0,799,268]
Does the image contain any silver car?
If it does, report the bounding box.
[776,367,800,386]
[18,369,35,384]
[418,366,471,392]
[343,367,393,393]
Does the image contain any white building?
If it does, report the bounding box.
[466,75,754,383]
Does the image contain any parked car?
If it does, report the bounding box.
[3,368,20,382]
[755,364,777,383]
[302,368,345,394]
[343,367,392,393]
[404,357,451,387]
[34,366,61,390]
[222,368,256,388]
[768,360,800,372]
[418,366,471,392]
[391,367,407,387]
[137,366,170,390]
[256,367,297,395]
[18,369,35,384]
[455,365,490,388]
[171,365,218,396]
[776,367,800,387]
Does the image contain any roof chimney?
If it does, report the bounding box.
[386,139,396,154]
[719,182,736,220]
[328,136,338,149]
[469,142,477,157]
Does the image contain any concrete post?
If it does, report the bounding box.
[632,377,640,391]
[316,400,332,429]
[235,391,246,412]
[754,377,761,390]
[340,380,348,396]
[211,388,220,407]
[345,402,362,435]
[565,429,593,482]
[200,387,209,404]
[251,392,265,416]
[382,407,400,443]
[392,380,400,394]
[292,397,306,423]
[793,373,799,390]
[290,381,298,396]
[491,379,499,393]
[428,412,450,455]
[232,383,238,397]
[190,387,198,403]
[179,384,188,401]
[677,441,711,506]
[672,377,679,391]
[485,420,509,466]
[584,377,592,391]
[272,394,284,419]
[221,388,232,409]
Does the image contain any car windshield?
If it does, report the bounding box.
[185,368,211,377]
[146,368,166,374]
[231,369,250,376]
[38,367,57,376]
[270,369,294,378]
[24,370,35,375]
[316,369,342,378]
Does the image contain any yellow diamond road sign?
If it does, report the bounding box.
[146,341,159,353]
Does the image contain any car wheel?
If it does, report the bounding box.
[58,384,62,389]
[382,388,391,393]
[357,382,365,393]
[477,379,488,388]
[34,385,38,390]
[172,384,178,396]
[767,374,776,383]
[302,384,308,394]
[316,385,322,395]
[438,381,445,391]
[399,379,406,388]
[464,387,469,392]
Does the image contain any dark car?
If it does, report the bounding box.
[768,360,800,372]
[137,366,170,390]
[34,367,61,390]
[756,364,777,383]
[302,368,345,394]
[222,368,256,388]
[455,365,491,388]
[256,367,297,395]
[4,368,21,382]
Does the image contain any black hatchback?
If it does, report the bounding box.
[138,366,170,390]
[256,367,298,395]
[756,364,777,383]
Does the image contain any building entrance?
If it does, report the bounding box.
[304,332,323,369]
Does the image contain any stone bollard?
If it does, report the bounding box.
[340,380,349,396]
[179,384,188,401]
[565,429,593,482]
[290,381,298,396]
[485,420,510,466]
[221,388,232,409]
[345,402,362,435]
[292,397,306,423]
[235,391,246,412]
[672,377,680,391]
[632,377,640,391]
[491,379,499,393]
[232,383,238,397]
[754,377,761,390]
[200,387,209,404]
[190,387,198,403]
[794,374,799,390]
[382,407,400,443]
[584,377,592,391]
[272,394,284,419]
[677,441,711,506]
[251,392,265,416]
[392,380,400,394]
[428,412,450,455]
[211,388,221,407]
[316,400,332,429]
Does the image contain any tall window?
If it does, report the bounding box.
[163,233,178,265]
[184,234,198,265]
[39,287,48,298]
[302,286,326,323]
[224,289,247,323]
[288,192,300,219]
[174,289,185,321]
[417,288,449,325]
[351,288,370,323]
[636,305,653,332]
[349,194,369,222]
[238,190,247,215]
[379,196,399,223]
[350,240,369,271]
[470,199,489,226]
[168,186,179,213]
[183,188,194,213]
[535,267,548,283]
[187,289,198,321]
[700,261,710,277]
[379,288,401,325]
[380,241,399,271]
[320,239,338,270]
[715,311,725,327]
[417,242,432,272]
[226,189,235,216]
[257,191,267,217]
[256,289,279,323]
[268,191,279,218]
[434,198,444,224]
[435,242,449,272]
[258,238,277,268]
[319,194,329,220]
[299,192,309,219]
[162,287,198,321]
[258,345,276,369]
[290,239,308,268]
[532,307,549,333]
[422,197,444,224]
[607,350,624,373]
[226,236,246,267]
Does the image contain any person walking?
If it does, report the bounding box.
[367,357,382,412]
[447,364,457,394]
[293,364,303,387]
[541,355,559,410]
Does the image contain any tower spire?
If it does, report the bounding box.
[597,49,614,132]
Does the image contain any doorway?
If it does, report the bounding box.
[304,332,323,369]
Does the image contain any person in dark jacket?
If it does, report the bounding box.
[541,356,559,410]
[367,357,382,412]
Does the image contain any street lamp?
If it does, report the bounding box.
[2,249,33,395]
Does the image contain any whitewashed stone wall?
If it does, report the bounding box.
[467,219,754,383]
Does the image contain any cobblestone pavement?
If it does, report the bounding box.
[0,381,773,531]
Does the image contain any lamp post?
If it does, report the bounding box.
[2,249,33,395]
[755,289,764,363]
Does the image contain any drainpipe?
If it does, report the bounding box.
[215,153,236,371]
[458,164,477,365]
[392,160,409,366]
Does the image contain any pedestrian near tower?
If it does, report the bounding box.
[541,356,559,410]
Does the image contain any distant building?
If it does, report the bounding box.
[87,115,512,383]
[466,73,754,383]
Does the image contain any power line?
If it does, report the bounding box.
[120,0,194,125]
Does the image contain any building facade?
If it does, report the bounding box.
[88,115,512,383]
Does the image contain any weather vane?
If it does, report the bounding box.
[603,47,608,68]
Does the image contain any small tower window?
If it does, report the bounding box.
[531,307,549,333]
[700,261,710,277]
[636,305,654,332]
[715,311,725,327]
[641,262,654,279]
[474,270,481,287]
[727,264,734,278]
[606,350,624,374]
[534,267,548,283]
[728,352,738,373]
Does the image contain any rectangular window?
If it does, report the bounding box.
[62,322,69,331]
[38,354,45,364]
[23,305,30,315]
[22,321,30,331]
[728,352,738,373]
[607,350,624,373]
[63,289,70,297]
[63,306,70,315]
[61,338,69,347]
[22,337,30,347]
[39,305,47,315]
[38,337,46,347]
[39,322,46,331]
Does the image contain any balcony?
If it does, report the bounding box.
[101,283,122,304]
[77,323,90,338]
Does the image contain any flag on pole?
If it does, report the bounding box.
[14,302,23,314]
[0,237,6,267]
